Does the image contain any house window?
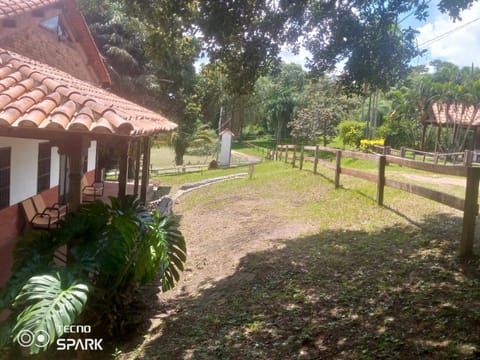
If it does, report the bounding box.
[37,142,51,193]
[0,147,11,209]
[40,16,70,41]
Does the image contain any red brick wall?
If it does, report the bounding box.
[2,26,99,84]
[0,186,59,287]
[0,204,23,286]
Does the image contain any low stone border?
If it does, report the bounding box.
[174,173,248,200]
[148,173,248,215]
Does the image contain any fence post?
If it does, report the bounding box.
[292,146,297,168]
[464,150,473,166]
[461,167,480,257]
[299,146,304,170]
[400,146,406,158]
[285,146,289,163]
[313,145,319,174]
[334,151,342,189]
[377,155,386,206]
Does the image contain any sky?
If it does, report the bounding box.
[413,1,480,68]
[197,1,480,72]
[279,1,480,70]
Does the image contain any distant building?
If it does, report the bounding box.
[421,102,480,152]
[220,128,234,168]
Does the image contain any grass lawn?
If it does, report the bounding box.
[121,159,480,360]
[150,146,216,168]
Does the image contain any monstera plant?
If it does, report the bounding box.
[0,196,186,355]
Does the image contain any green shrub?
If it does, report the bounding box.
[338,120,366,148]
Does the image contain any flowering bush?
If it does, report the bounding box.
[360,138,385,152]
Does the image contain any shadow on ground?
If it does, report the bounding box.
[123,212,480,360]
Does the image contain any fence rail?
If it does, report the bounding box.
[275,144,480,257]
[373,145,474,166]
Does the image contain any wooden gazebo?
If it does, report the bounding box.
[421,102,480,152]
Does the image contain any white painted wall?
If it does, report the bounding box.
[220,131,233,168]
[87,140,96,172]
[50,146,60,188]
[0,137,98,206]
[0,137,42,205]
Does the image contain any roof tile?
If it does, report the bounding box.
[0,0,60,19]
[426,102,480,127]
[0,67,14,79]
[7,96,36,114]
[68,106,93,131]
[0,108,22,125]
[16,110,46,127]
[90,117,114,134]
[50,100,77,128]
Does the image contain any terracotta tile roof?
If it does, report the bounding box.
[425,102,480,128]
[0,49,177,136]
[0,0,60,19]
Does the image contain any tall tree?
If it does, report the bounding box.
[126,0,477,94]
[289,78,360,145]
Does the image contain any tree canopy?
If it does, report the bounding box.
[79,0,480,160]
[124,0,478,96]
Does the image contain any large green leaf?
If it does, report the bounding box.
[12,271,89,354]
[0,231,56,311]
[146,211,187,291]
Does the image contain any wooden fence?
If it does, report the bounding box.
[372,145,475,166]
[275,144,480,257]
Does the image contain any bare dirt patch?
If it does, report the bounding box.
[396,172,466,187]
[164,192,316,301]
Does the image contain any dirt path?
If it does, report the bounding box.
[158,190,314,305]
[231,150,263,163]
[393,172,466,187]
[122,185,317,359]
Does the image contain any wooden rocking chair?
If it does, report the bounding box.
[32,194,68,220]
[82,177,104,202]
[22,198,59,230]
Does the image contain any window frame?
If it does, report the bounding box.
[0,147,11,210]
[37,142,51,193]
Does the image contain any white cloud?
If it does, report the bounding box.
[415,2,480,67]
[279,44,311,68]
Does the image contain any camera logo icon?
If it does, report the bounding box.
[17,329,50,348]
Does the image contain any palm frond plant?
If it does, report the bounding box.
[0,195,186,355]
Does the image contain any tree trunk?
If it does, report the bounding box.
[174,141,186,166]
[231,95,245,136]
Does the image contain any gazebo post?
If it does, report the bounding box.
[420,124,427,151]
[435,126,441,153]
[140,136,151,204]
[133,139,141,198]
[117,139,130,199]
